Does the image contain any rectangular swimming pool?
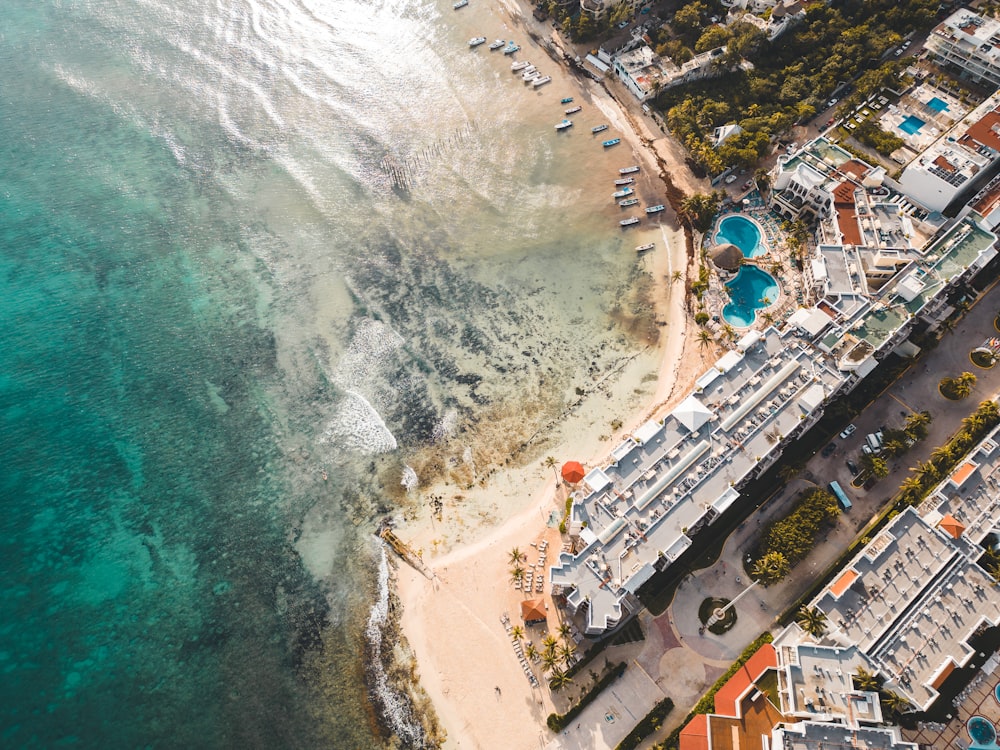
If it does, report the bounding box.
[927,96,949,113]
[899,114,925,135]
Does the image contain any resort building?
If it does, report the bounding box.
[800,422,1000,712]
[610,45,732,101]
[897,91,1000,213]
[549,326,845,634]
[926,9,1000,90]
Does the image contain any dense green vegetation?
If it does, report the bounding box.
[852,118,906,157]
[616,698,674,750]
[546,662,627,732]
[658,633,774,750]
[655,0,938,172]
[750,488,840,584]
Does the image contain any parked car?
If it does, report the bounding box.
[724,173,738,184]
[839,423,857,439]
[821,443,837,457]
[826,98,838,109]
[846,459,859,475]
[742,179,754,190]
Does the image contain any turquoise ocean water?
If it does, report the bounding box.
[0,0,656,746]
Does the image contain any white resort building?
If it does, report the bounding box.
[551,134,999,637]
[926,9,1000,90]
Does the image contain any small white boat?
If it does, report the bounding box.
[645,204,665,214]
[523,73,540,83]
[614,177,634,186]
[453,0,468,8]
[489,39,505,50]
[521,65,537,77]
[612,187,634,199]
[532,76,551,87]
[591,124,608,133]
[468,37,487,47]
[619,198,639,207]
[619,165,640,174]
[555,119,573,130]
[511,60,529,71]
[636,243,655,253]
[620,217,640,227]
[503,43,520,55]
[565,106,581,115]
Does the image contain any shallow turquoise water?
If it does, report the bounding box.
[715,215,765,259]
[722,266,779,327]
[0,0,652,745]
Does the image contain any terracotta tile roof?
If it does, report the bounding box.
[933,154,957,172]
[950,461,977,487]
[713,644,779,716]
[962,108,1000,153]
[680,713,710,750]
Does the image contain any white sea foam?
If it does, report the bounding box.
[319,390,397,454]
[400,465,418,493]
[431,409,458,442]
[365,545,427,748]
[333,318,405,391]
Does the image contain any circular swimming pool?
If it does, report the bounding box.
[968,716,997,748]
[715,215,766,259]
[722,266,779,328]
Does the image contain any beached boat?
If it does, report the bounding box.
[453,0,468,8]
[614,177,634,186]
[488,39,505,50]
[511,60,529,71]
[602,138,621,147]
[645,204,665,214]
[468,36,487,47]
[619,165,640,174]
[591,124,608,134]
[636,243,655,253]
[612,187,634,199]
[620,217,640,226]
[618,198,639,207]
[561,97,573,104]
[564,106,581,115]
[503,43,520,54]
[521,66,537,80]
[555,119,573,130]
[532,76,551,87]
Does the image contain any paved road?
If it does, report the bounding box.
[627,277,1000,738]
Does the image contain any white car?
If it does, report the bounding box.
[724,174,738,184]
[839,423,857,439]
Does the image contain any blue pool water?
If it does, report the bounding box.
[722,266,779,327]
[928,96,949,113]
[899,115,926,135]
[715,215,765,259]
[968,716,998,749]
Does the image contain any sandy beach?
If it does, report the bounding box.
[395,3,715,748]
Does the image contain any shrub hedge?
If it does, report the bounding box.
[547,662,627,733]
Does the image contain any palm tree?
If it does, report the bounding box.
[542,633,560,655]
[881,690,911,715]
[796,606,828,638]
[543,456,559,482]
[762,311,776,326]
[904,410,931,439]
[557,622,572,641]
[508,547,526,567]
[559,642,577,667]
[525,642,538,661]
[911,460,936,480]
[777,463,802,482]
[671,270,683,283]
[541,651,560,674]
[929,445,953,467]
[752,551,790,585]
[954,371,977,398]
[899,476,924,497]
[509,565,525,586]
[853,666,880,692]
[697,329,713,349]
[549,669,574,692]
[978,400,1000,423]
[510,625,524,642]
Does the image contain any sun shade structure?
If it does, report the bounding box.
[938,513,966,539]
[520,598,547,624]
[709,243,743,271]
[561,461,585,484]
[672,395,713,432]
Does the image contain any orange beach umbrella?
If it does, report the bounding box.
[561,461,585,484]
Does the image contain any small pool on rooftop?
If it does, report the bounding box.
[899,115,925,136]
[967,716,998,749]
[715,215,766,259]
[722,265,779,328]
